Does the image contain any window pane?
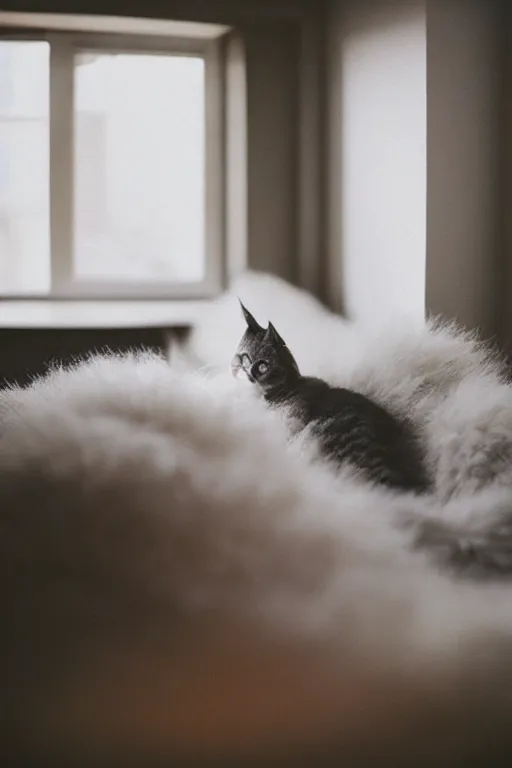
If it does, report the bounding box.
[0,41,50,295]
[73,52,205,284]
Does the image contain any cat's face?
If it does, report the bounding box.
[231,302,300,393]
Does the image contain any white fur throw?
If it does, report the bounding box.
[3,271,512,765]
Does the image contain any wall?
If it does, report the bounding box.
[501,3,512,347]
[426,0,502,339]
[327,0,504,340]
[327,0,427,324]
[245,23,298,281]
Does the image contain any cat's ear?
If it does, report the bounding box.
[239,299,264,334]
[266,322,286,347]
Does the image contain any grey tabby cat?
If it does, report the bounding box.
[232,302,430,493]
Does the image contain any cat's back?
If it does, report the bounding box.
[298,377,386,420]
[297,377,429,492]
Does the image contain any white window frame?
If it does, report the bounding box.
[0,20,227,300]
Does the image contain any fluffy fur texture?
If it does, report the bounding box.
[177,272,512,578]
[4,271,512,764]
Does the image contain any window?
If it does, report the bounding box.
[0,40,50,295]
[0,14,228,299]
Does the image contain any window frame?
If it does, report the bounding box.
[0,26,226,300]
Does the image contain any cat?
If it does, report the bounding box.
[232,302,430,493]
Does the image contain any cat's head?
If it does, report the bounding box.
[231,301,300,393]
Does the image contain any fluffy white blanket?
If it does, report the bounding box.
[3,271,512,765]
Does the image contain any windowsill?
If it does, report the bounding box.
[0,299,213,329]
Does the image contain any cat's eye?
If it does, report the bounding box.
[256,361,268,375]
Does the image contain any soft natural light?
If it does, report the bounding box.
[0,41,50,294]
[0,41,206,295]
[74,52,205,284]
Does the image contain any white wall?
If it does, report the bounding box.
[327,0,503,339]
[327,0,427,324]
